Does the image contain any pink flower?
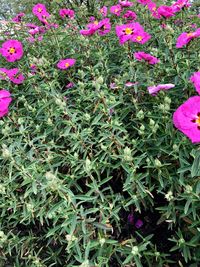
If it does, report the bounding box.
[119,0,133,7]
[157,5,175,19]
[176,29,200,48]
[110,5,122,16]
[131,31,151,44]
[125,81,138,87]
[0,40,23,62]
[123,10,137,21]
[134,51,159,64]
[0,89,12,118]
[32,3,47,17]
[12,13,25,23]
[100,6,107,17]
[116,22,142,44]
[116,22,151,45]
[66,82,74,89]
[57,58,76,70]
[59,9,75,19]
[98,18,111,36]
[190,72,200,95]
[137,0,151,5]
[172,0,191,12]
[148,84,175,95]
[147,2,160,19]
[80,21,99,36]
[7,68,25,84]
[173,96,200,143]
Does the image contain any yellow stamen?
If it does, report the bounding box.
[187,32,194,37]
[65,63,70,68]
[196,116,200,126]
[136,36,142,41]
[114,8,119,13]
[152,7,156,11]
[38,8,42,13]
[125,28,132,35]
[9,47,16,54]
[94,21,98,25]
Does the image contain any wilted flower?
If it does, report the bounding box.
[12,13,25,23]
[0,89,12,118]
[57,58,76,70]
[0,68,8,80]
[100,6,107,17]
[190,72,200,95]
[0,40,23,62]
[173,96,200,143]
[148,84,175,95]
[134,51,159,64]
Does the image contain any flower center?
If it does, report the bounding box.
[136,36,143,41]
[152,7,156,11]
[114,8,119,13]
[65,63,70,68]
[187,32,194,37]
[125,28,132,35]
[9,47,16,54]
[191,112,200,128]
[94,21,98,25]
[38,8,42,13]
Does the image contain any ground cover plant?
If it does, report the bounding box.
[0,0,200,266]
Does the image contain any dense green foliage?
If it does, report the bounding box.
[0,1,200,266]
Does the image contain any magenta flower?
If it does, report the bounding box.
[110,5,122,16]
[190,72,200,95]
[137,0,151,5]
[59,9,75,19]
[100,6,107,17]
[80,21,99,36]
[12,13,25,23]
[119,0,133,7]
[176,29,200,48]
[134,51,159,64]
[7,68,25,84]
[116,22,151,45]
[116,22,142,45]
[0,89,12,118]
[157,6,175,19]
[173,96,200,143]
[32,3,47,17]
[123,11,137,21]
[148,84,175,95]
[0,40,23,62]
[172,0,191,12]
[66,82,74,89]
[98,18,111,36]
[57,59,76,70]
[131,30,151,44]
